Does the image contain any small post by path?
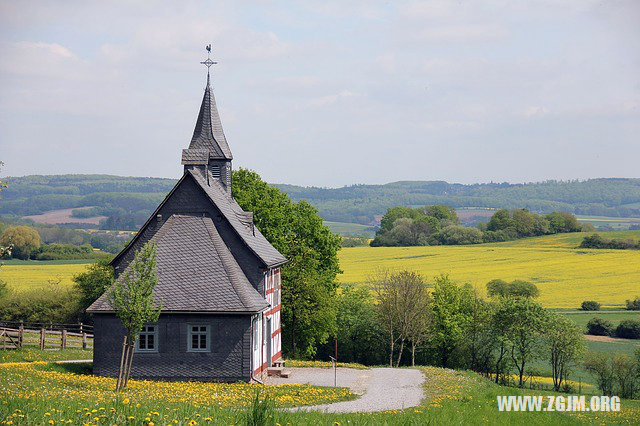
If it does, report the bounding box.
[61,329,67,349]
[330,356,337,387]
[18,321,24,348]
[40,328,45,350]
[82,330,88,350]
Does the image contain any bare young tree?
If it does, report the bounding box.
[371,269,398,367]
[374,270,431,367]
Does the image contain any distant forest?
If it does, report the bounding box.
[276,179,640,224]
[1,175,639,229]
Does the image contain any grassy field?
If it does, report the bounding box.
[577,215,640,230]
[338,231,640,308]
[558,310,640,331]
[1,359,638,425]
[0,261,92,292]
[324,220,377,238]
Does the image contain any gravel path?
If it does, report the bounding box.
[265,367,424,413]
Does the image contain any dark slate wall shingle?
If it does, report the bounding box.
[93,313,252,382]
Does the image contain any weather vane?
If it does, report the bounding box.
[200,44,217,70]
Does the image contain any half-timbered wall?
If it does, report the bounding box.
[252,267,282,375]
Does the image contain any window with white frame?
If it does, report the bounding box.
[188,325,209,352]
[136,324,158,352]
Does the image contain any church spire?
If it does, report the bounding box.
[188,44,232,160]
[182,45,233,192]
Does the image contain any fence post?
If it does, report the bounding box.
[18,321,24,348]
[40,328,45,350]
[61,329,67,350]
[82,331,88,350]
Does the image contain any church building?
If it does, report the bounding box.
[87,54,286,382]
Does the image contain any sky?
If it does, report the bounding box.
[0,1,638,187]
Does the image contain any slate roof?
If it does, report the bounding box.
[87,214,269,313]
[181,148,209,165]
[188,169,287,268]
[188,74,233,160]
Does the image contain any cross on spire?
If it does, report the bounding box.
[200,44,217,84]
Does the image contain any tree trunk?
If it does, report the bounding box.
[441,344,448,368]
[411,341,416,367]
[395,338,405,367]
[291,309,297,358]
[123,338,135,388]
[116,335,128,392]
[495,342,506,384]
[389,329,394,367]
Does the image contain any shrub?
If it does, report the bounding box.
[0,286,82,324]
[31,243,98,260]
[615,320,640,339]
[626,297,640,310]
[0,280,8,299]
[437,225,483,245]
[586,317,614,336]
[580,234,639,250]
[486,279,539,298]
[581,300,601,311]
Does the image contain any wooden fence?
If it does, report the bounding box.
[0,321,93,351]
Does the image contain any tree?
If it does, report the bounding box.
[371,270,399,367]
[374,270,431,367]
[0,225,41,260]
[431,274,469,367]
[611,354,637,398]
[463,288,495,376]
[379,206,421,234]
[486,279,539,298]
[545,314,586,391]
[436,225,483,245]
[332,285,385,365]
[73,259,114,313]
[486,279,509,298]
[546,212,581,233]
[493,297,547,386]
[108,242,161,391]
[584,352,616,395]
[232,169,341,358]
[487,209,514,232]
[512,209,535,237]
[424,205,459,225]
[508,280,539,298]
[397,272,432,367]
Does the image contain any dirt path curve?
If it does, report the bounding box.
[265,367,424,413]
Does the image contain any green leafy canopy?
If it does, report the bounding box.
[108,242,161,340]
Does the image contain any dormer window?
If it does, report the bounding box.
[211,165,221,178]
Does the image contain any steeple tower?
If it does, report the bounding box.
[182,45,233,192]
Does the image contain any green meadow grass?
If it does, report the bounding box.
[1,361,639,425]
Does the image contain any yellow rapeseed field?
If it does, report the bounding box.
[338,232,640,308]
[0,263,90,292]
